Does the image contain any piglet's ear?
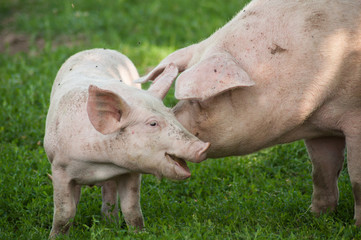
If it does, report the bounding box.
[87,85,130,135]
[175,52,255,101]
[135,45,195,84]
[147,63,179,100]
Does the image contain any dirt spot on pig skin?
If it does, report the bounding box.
[305,11,327,31]
[269,44,287,55]
[241,10,257,19]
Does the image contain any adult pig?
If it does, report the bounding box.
[138,0,361,224]
[43,49,210,237]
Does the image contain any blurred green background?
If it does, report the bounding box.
[1,0,360,239]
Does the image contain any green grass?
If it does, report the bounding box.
[1,0,360,239]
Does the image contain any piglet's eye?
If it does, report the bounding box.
[149,121,158,127]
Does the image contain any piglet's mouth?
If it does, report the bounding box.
[165,153,191,176]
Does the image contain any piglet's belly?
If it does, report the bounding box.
[66,161,129,185]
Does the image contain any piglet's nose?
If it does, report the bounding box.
[195,142,211,162]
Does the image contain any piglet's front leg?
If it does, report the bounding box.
[118,173,144,230]
[101,173,144,230]
[346,131,361,226]
[101,180,119,221]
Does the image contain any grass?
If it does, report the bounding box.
[1,0,360,239]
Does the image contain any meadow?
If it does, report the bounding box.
[1,0,360,239]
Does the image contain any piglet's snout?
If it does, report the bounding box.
[189,141,210,163]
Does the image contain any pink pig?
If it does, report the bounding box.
[44,49,210,237]
[139,0,361,225]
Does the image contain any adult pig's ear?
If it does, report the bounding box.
[175,52,255,101]
[87,85,130,135]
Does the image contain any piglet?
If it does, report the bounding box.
[44,49,210,237]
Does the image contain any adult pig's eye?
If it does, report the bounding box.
[149,121,158,127]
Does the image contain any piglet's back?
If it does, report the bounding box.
[50,48,140,100]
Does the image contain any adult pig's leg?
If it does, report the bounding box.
[305,136,345,214]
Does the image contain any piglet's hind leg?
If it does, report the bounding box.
[49,166,81,238]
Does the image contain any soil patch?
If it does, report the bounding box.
[0,30,45,54]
